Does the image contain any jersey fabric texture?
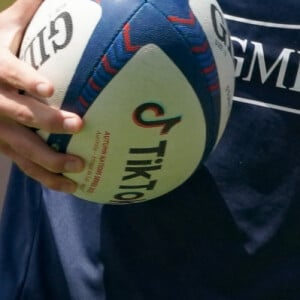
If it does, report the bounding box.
[1,0,300,299]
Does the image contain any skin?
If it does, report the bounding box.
[0,0,85,193]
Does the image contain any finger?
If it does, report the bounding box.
[0,141,77,193]
[0,48,54,98]
[10,150,78,193]
[0,119,85,174]
[0,90,83,133]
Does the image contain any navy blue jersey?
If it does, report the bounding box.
[1,1,300,299]
[208,0,300,254]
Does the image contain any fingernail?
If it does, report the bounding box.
[36,82,51,97]
[63,118,80,133]
[64,159,84,173]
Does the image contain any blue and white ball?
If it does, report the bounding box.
[19,0,235,204]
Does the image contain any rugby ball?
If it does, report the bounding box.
[19,0,235,204]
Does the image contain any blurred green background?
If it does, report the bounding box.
[0,0,13,11]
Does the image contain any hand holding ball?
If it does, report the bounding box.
[19,0,235,204]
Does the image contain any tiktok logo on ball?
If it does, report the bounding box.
[111,103,182,204]
[133,102,182,135]
[20,11,73,69]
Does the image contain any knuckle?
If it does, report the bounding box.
[14,106,35,126]
[42,110,63,132]
[10,140,34,160]
[46,162,63,174]
[37,151,65,174]
[29,107,63,133]
[0,51,36,92]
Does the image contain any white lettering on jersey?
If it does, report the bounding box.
[225,14,300,114]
